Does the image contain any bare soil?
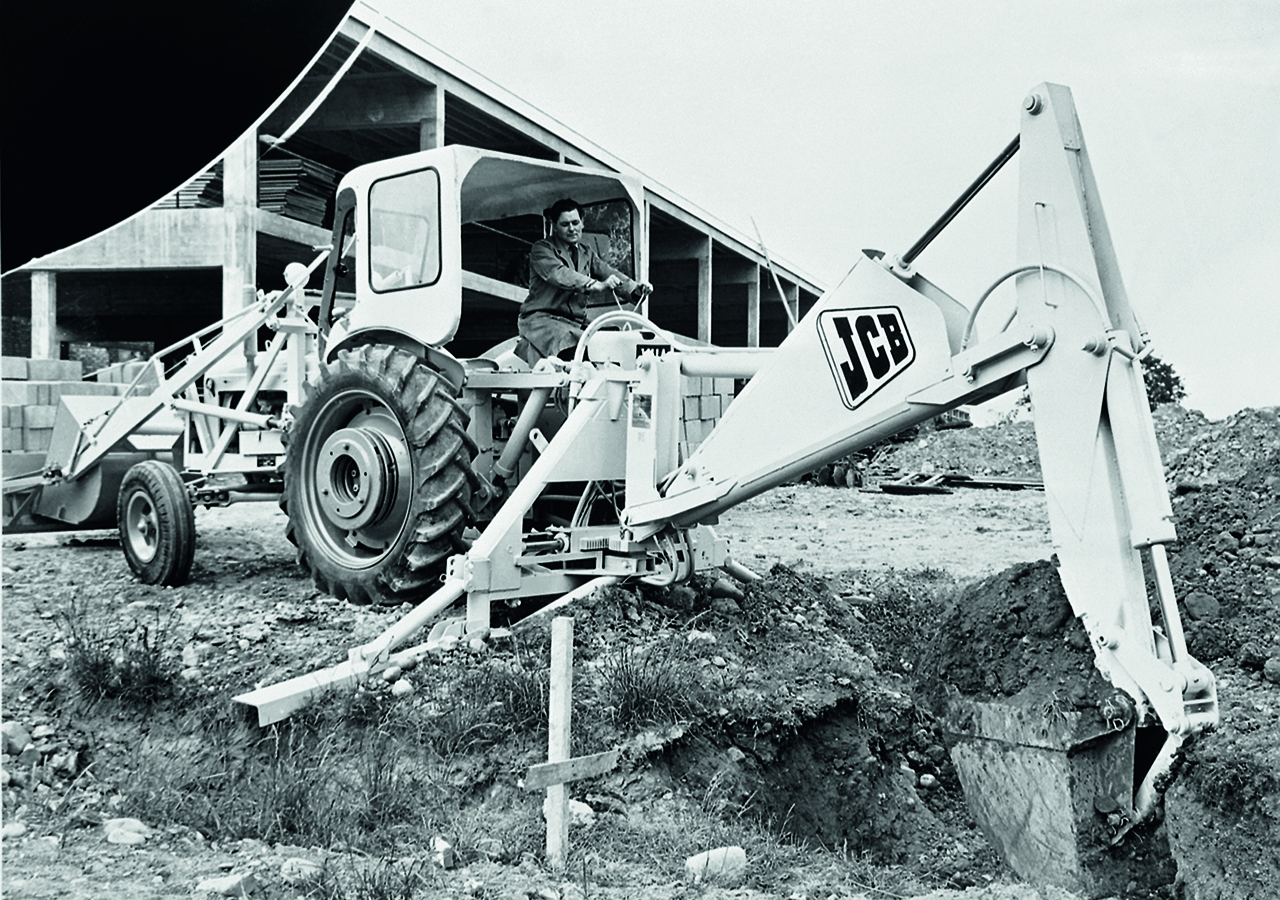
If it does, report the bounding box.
[718,484,1052,581]
[2,406,1278,900]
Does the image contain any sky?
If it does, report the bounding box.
[380,1,1278,418]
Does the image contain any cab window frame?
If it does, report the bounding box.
[367,166,443,294]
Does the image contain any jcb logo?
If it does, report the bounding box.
[817,307,915,410]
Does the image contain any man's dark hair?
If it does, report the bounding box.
[545,198,584,222]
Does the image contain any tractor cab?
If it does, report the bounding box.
[318,146,648,368]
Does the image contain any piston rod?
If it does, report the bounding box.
[900,134,1020,267]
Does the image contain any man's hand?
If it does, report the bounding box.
[631,281,653,302]
[587,274,624,293]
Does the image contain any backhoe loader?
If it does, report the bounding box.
[3,84,1217,893]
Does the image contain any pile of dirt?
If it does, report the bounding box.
[865,404,1278,488]
[1160,406,1280,489]
[1155,411,1280,900]
[1151,407,1280,673]
[1165,450,1280,666]
[1148,404,1212,471]
[873,420,1042,481]
[913,560,1107,714]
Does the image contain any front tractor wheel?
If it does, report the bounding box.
[118,460,196,586]
[283,344,479,605]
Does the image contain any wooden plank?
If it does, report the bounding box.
[943,474,1044,491]
[460,270,525,303]
[523,748,619,792]
[880,473,952,495]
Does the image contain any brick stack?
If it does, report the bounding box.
[91,360,159,390]
[2,358,122,455]
[679,376,738,462]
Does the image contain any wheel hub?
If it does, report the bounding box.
[124,491,159,563]
[315,425,408,532]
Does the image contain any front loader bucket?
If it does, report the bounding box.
[942,695,1173,897]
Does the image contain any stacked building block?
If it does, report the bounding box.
[679,376,738,462]
[90,360,159,389]
[2,358,122,455]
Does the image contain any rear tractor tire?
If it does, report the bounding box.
[118,460,196,586]
[282,344,479,605]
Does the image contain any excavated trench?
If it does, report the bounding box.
[650,560,1194,896]
[914,560,1180,897]
[662,695,950,866]
[669,543,1278,900]
[627,420,1280,899]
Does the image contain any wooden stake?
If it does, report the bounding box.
[528,615,619,873]
[545,616,573,871]
[524,749,619,792]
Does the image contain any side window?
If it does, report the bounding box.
[368,168,441,293]
[335,208,356,294]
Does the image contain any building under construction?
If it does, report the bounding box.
[1,1,821,374]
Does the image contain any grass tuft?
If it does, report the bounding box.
[60,594,180,705]
[597,638,703,732]
[338,856,432,900]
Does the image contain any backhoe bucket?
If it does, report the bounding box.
[942,695,1172,897]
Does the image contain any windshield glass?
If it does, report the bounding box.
[368,168,441,293]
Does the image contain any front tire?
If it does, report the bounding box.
[283,344,479,605]
[118,461,196,586]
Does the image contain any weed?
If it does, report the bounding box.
[405,647,549,757]
[338,856,431,900]
[59,594,180,705]
[1038,688,1072,738]
[293,859,345,900]
[832,843,923,898]
[120,703,338,845]
[597,639,702,732]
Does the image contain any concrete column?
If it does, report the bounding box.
[696,237,712,343]
[746,266,760,348]
[419,84,445,150]
[222,130,258,318]
[30,271,58,359]
[786,282,800,332]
